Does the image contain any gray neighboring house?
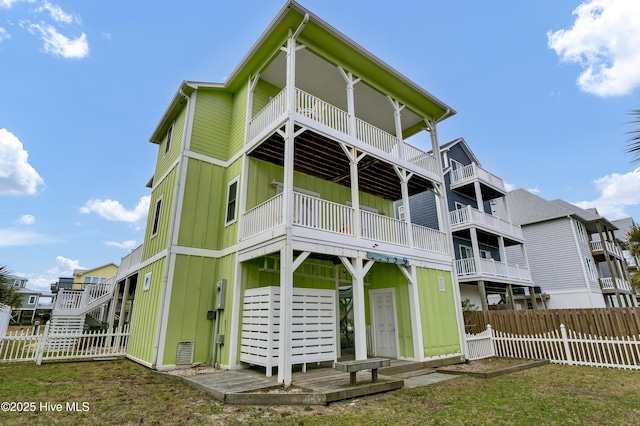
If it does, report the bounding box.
[8,275,53,324]
[399,138,538,311]
[496,189,636,309]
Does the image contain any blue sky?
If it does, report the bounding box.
[2,0,640,292]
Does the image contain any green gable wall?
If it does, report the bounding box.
[416,268,461,357]
[190,89,233,160]
[142,167,177,261]
[127,259,166,365]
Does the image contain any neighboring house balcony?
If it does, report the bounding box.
[52,279,116,316]
[449,205,523,242]
[247,88,440,182]
[590,240,623,259]
[449,162,505,201]
[599,277,634,293]
[241,191,449,258]
[454,257,532,285]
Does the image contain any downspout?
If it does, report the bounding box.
[151,87,191,368]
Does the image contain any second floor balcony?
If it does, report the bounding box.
[590,240,623,259]
[247,88,440,180]
[449,205,523,241]
[599,277,633,293]
[449,163,505,201]
[455,257,532,284]
[241,192,449,256]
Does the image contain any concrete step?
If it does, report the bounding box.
[380,355,463,376]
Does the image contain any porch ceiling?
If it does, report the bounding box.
[249,128,434,200]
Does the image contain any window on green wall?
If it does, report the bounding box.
[152,196,163,236]
[164,124,173,156]
[225,178,239,225]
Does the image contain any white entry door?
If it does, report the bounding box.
[370,289,398,358]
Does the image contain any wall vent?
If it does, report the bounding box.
[176,341,194,365]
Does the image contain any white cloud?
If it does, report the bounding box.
[80,195,150,223]
[22,255,84,292]
[573,168,640,219]
[17,214,35,224]
[105,240,137,250]
[0,0,33,8]
[26,22,88,58]
[0,228,48,247]
[0,128,44,195]
[35,1,78,24]
[0,27,10,42]
[548,0,640,96]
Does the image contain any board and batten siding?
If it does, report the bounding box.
[126,259,166,365]
[155,107,186,179]
[406,191,440,230]
[189,89,233,161]
[521,219,592,294]
[162,254,219,366]
[142,167,178,261]
[228,84,248,157]
[252,79,283,116]
[415,267,460,357]
[177,158,226,250]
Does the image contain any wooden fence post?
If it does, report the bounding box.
[35,322,50,365]
[560,324,573,366]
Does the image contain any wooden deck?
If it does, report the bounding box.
[180,356,462,405]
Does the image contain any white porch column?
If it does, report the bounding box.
[340,256,374,360]
[388,97,406,160]
[473,178,485,213]
[117,277,131,334]
[470,228,481,261]
[244,74,260,145]
[498,236,507,264]
[277,246,294,385]
[338,67,361,138]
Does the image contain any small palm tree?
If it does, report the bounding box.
[0,265,22,307]
[626,225,640,290]
[627,109,640,163]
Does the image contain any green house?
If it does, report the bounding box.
[125,1,466,385]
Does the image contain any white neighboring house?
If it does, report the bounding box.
[497,189,636,309]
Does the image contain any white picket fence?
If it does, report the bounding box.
[466,324,640,370]
[0,322,130,364]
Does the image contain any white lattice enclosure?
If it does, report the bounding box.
[240,286,337,377]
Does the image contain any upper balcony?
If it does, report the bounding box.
[449,163,506,201]
[599,277,634,293]
[590,239,623,259]
[455,257,532,285]
[247,88,440,181]
[449,205,523,242]
[240,191,449,258]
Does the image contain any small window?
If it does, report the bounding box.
[575,220,588,243]
[459,245,473,259]
[143,271,152,291]
[585,257,598,281]
[455,202,466,210]
[28,295,37,305]
[480,249,492,259]
[152,197,163,236]
[397,205,405,221]
[164,124,173,156]
[225,178,239,225]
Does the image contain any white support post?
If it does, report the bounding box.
[228,260,243,368]
[474,178,485,213]
[387,97,406,160]
[560,324,573,365]
[394,166,415,248]
[338,67,361,138]
[340,256,368,360]
[277,246,294,385]
[244,74,260,145]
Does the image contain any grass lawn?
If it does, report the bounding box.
[0,359,639,425]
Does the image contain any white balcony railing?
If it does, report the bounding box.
[240,193,449,255]
[455,258,532,283]
[246,88,440,177]
[241,193,284,240]
[247,88,287,142]
[53,279,115,313]
[600,277,633,292]
[590,240,623,258]
[449,205,523,239]
[450,163,505,192]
